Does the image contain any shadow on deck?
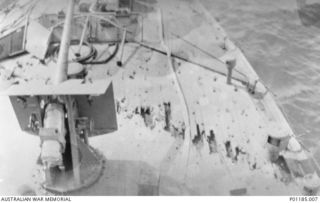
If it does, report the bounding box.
[67,159,196,196]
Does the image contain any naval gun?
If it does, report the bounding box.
[0,0,137,193]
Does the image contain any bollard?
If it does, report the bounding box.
[226,59,236,85]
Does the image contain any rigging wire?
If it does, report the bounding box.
[170,32,225,64]
[169,31,250,83]
[133,40,250,86]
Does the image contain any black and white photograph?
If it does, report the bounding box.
[0,0,320,199]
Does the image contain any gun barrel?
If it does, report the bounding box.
[53,0,75,85]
